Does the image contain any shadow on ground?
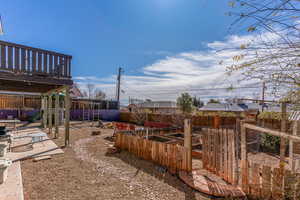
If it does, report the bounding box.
[105,150,219,200]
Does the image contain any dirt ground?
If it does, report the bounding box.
[21,122,213,200]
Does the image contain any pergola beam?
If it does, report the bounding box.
[243,123,300,142]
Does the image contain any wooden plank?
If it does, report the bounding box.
[228,129,233,184]
[224,128,229,182]
[243,123,300,142]
[184,119,192,171]
[220,128,224,178]
[241,125,249,193]
[21,48,26,71]
[283,170,296,199]
[272,167,283,200]
[280,102,287,169]
[250,163,261,197]
[261,165,271,199]
[7,46,13,70]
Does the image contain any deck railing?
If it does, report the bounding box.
[0,40,72,78]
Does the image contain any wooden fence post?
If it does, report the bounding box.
[280,102,287,169]
[290,121,299,171]
[65,86,70,146]
[241,123,248,192]
[214,115,220,129]
[184,119,192,171]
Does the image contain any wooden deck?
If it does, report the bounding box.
[0,40,72,93]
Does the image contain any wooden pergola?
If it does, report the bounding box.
[0,40,73,146]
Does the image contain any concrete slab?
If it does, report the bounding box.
[0,161,24,200]
[7,128,63,161]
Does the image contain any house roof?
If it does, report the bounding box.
[137,101,177,108]
[70,85,84,98]
[199,103,244,112]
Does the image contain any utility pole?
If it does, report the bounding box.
[116,67,123,108]
[261,81,266,112]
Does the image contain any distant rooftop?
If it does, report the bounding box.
[199,103,244,112]
[137,101,177,108]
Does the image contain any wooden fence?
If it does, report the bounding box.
[202,128,238,185]
[116,127,183,138]
[242,161,300,200]
[120,112,237,128]
[115,133,191,173]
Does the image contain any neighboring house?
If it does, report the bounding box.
[199,103,245,113]
[70,84,84,98]
[129,101,179,114]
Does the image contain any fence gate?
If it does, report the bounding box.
[202,128,238,185]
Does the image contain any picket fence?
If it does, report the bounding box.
[202,128,238,185]
[115,133,191,173]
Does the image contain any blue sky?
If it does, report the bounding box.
[1,0,263,103]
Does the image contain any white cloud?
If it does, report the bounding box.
[75,34,269,104]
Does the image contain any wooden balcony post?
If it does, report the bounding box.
[64,86,70,146]
[184,119,192,171]
[54,92,59,138]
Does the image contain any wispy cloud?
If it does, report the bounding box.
[75,34,268,104]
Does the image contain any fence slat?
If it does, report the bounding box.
[261,165,272,199]
[272,167,283,200]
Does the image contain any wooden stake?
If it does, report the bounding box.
[54,92,59,138]
[65,86,70,146]
[184,119,192,171]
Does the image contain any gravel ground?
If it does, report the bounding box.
[21,122,213,200]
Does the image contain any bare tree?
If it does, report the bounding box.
[226,0,300,102]
[95,89,106,100]
[87,83,95,99]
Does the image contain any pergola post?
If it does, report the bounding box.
[43,96,48,129]
[184,119,192,171]
[54,92,59,138]
[64,86,70,146]
[48,94,53,135]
